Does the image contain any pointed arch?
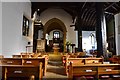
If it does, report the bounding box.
[44,18,67,52]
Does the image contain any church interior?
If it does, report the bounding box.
[0,1,120,80]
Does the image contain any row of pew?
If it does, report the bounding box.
[63,55,103,74]
[62,54,120,79]
[68,62,120,80]
[12,52,47,58]
[0,53,48,80]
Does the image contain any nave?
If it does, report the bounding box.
[0,52,120,80]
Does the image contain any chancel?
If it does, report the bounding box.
[1,1,120,80]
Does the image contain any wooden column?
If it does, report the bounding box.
[96,3,107,57]
[75,18,82,52]
[78,26,83,52]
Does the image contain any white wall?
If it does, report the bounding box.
[82,31,97,53]
[115,13,120,55]
[2,2,32,57]
[40,8,77,45]
[0,2,2,54]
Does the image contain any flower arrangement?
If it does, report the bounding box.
[66,41,72,46]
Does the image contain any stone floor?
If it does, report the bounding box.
[43,64,68,80]
[43,57,68,80]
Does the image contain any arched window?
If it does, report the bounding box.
[53,31,60,38]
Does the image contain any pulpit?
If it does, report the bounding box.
[37,39,45,53]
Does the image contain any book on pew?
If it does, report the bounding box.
[103,62,110,64]
[85,70,92,72]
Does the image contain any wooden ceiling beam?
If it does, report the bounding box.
[81,2,87,10]
[90,15,96,27]
[104,2,116,10]
[82,10,92,27]
[111,6,118,11]
[115,3,120,8]
[87,11,96,27]
[82,9,92,22]
[84,9,95,26]
[93,20,96,27]
[81,8,88,19]
[31,2,120,31]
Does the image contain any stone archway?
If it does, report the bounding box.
[44,18,67,52]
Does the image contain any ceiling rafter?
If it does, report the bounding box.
[90,15,96,27]
[104,2,116,10]
[81,8,88,19]
[32,2,120,31]
[114,3,120,8]
[82,11,94,27]
[87,11,96,26]
[82,8,92,22]
[93,19,96,27]
[84,9,95,26]
[111,6,118,11]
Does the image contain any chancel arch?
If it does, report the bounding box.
[44,18,67,52]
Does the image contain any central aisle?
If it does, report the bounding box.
[43,53,68,80]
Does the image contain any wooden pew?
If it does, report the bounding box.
[12,53,47,58]
[65,57,103,74]
[68,63,120,80]
[0,57,45,80]
[1,63,42,80]
[68,63,98,80]
[0,58,22,65]
[12,55,22,58]
[65,58,84,74]
[0,57,47,76]
[12,53,35,58]
[108,55,120,63]
[22,57,47,76]
[85,58,103,64]
[22,54,48,76]
[98,64,120,79]
[0,58,39,79]
[62,55,69,66]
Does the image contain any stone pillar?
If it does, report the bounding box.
[96,3,107,57]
